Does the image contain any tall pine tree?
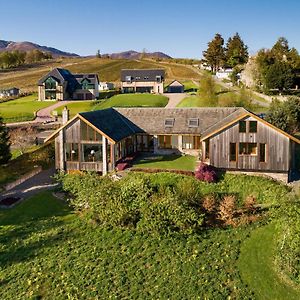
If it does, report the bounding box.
[203,33,225,72]
[0,116,11,164]
[225,33,248,67]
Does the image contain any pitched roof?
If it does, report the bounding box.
[121,69,165,82]
[38,68,72,85]
[167,80,184,87]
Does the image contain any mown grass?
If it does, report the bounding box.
[0,94,55,122]
[54,100,96,117]
[238,223,300,299]
[0,190,253,299]
[133,154,196,171]
[95,93,169,109]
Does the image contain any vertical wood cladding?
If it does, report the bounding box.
[209,116,290,172]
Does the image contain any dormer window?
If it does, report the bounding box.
[156,75,162,83]
[188,118,199,127]
[125,76,132,83]
[144,76,149,80]
[165,118,174,127]
[135,76,141,80]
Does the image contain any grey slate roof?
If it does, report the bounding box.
[121,69,165,82]
[79,107,244,142]
[38,68,99,93]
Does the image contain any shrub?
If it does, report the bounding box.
[195,163,217,183]
[244,195,257,212]
[218,195,236,225]
[202,194,217,213]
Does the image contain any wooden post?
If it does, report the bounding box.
[102,136,107,175]
[110,143,115,171]
[178,135,183,152]
[59,130,65,170]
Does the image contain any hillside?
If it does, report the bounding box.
[0,40,79,57]
[0,57,202,91]
[105,50,172,60]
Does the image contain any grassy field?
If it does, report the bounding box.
[0,190,253,299]
[94,93,168,109]
[133,154,197,171]
[238,223,300,299]
[0,58,202,92]
[0,94,55,122]
[54,94,169,117]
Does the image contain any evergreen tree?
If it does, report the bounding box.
[96,50,101,58]
[203,33,225,72]
[225,33,248,67]
[0,116,11,164]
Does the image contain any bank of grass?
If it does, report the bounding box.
[94,93,169,109]
[238,223,300,299]
[0,190,252,299]
[0,94,55,122]
[133,154,196,171]
[54,100,96,117]
[0,143,54,191]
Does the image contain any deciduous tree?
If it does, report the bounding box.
[0,116,11,164]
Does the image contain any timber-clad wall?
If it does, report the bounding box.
[208,116,290,172]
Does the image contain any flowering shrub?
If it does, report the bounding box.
[195,163,217,183]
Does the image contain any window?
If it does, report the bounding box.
[82,144,102,162]
[164,118,174,127]
[81,122,102,141]
[135,76,141,80]
[229,143,237,161]
[182,136,200,149]
[158,135,172,149]
[65,143,79,161]
[239,121,246,133]
[239,143,257,155]
[204,139,210,159]
[259,143,266,162]
[125,76,132,83]
[156,75,162,83]
[44,77,57,90]
[144,76,149,80]
[188,118,199,128]
[249,121,257,133]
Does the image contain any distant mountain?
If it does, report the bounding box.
[0,40,79,57]
[104,50,172,60]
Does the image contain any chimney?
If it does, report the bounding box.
[62,106,69,124]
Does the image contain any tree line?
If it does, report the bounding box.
[202,32,249,72]
[0,49,53,69]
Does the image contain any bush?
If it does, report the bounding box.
[195,163,217,183]
[57,172,205,236]
[218,195,236,225]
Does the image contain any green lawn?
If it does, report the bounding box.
[238,223,300,299]
[54,100,96,117]
[0,94,55,122]
[176,95,207,107]
[94,93,169,109]
[0,190,253,299]
[132,154,197,171]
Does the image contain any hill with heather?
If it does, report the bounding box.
[0,40,79,57]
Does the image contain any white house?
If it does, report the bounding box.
[99,82,114,91]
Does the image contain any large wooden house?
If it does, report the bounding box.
[45,107,300,182]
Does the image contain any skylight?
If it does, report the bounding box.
[165,118,174,127]
[188,118,199,127]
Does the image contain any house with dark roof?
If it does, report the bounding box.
[45,106,300,182]
[166,80,184,93]
[0,87,20,98]
[38,68,99,101]
[121,69,165,93]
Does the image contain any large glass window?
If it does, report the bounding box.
[259,143,266,162]
[182,136,200,149]
[158,135,172,149]
[45,91,56,100]
[81,122,102,141]
[82,144,102,162]
[44,77,57,90]
[229,143,237,162]
[239,143,257,155]
[65,143,79,161]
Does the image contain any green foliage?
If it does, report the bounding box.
[198,73,218,106]
[57,173,205,236]
[265,61,294,91]
[274,198,300,285]
[255,37,300,93]
[202,33,225,73]
[225,32,249,67]
[266,96,300,133]
[0,116,11,164]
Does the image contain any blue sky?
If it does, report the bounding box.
[1,0,300,58]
